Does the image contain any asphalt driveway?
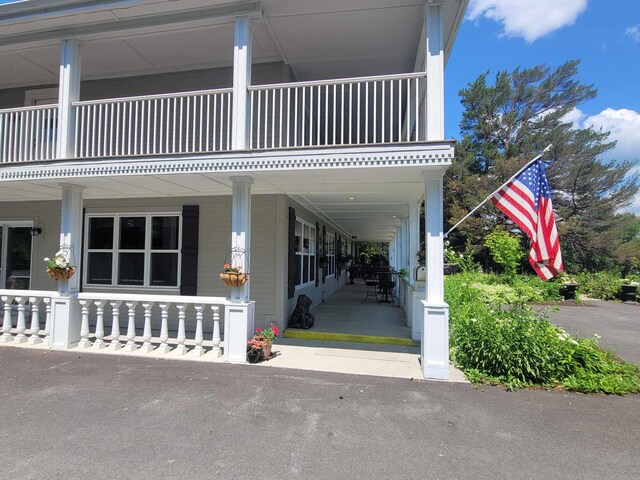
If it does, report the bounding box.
[1,346,639,479]
[546,301,640,364]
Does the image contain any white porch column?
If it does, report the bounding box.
[51,183,84,349]
[425,4,444,141]
[224,176,255,364]
[56,38,81,159]
[421,170,449,380]
[408,202,420,287]
[231,15,252,150]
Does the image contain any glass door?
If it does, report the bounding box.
[0,223,33,290]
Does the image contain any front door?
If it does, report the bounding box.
[0,223,33,290]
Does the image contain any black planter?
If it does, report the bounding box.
[247,350,261,363]
[561,283,578,300]
[621,285,638,303]
[443,263,461,275]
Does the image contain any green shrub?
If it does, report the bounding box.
[484,230,524,277]
[576,271,622,300]
[445,274,640,394]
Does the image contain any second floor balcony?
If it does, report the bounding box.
[0,71,427,164]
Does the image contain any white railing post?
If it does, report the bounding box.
[124,301,138,352]
[157,303,171,354]
[232,15,252,150]
[211,305,222,358]
[93,300,106,349]
[140,302,154,353]
[78,299,91,348]
[1,295,14,343]
[14,296,28,344]
[43,298,52,346]
[192,305,204,357]
[109,300,122,350]
[28,297,42,344]
[175,303,188,355]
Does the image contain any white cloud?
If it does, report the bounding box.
[627,24,640,42]
[467,0,588,43]
[563,107,640,213]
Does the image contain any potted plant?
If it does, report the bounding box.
[319,256,329,269]
[44,250,76,280]
[559,273,579,300]
[219,263,249,287]
[620,279,638,303]
[253,325,279,359]
[246,338,266,363]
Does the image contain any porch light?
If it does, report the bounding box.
[347,197,355,200]
[30,227,42,237]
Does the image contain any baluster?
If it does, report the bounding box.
[175,303,188,355]
[109,300,122,350]
[14,297,28,343]
[28,297,41,344]
[0,295,14,343]
[124,301,138,352]
[192,305,204,357]
[157,303,171,353]
[42,298,51,346]
[211,305,222,358]
[140,302,154,353]
[78,300,92,348]
[93,300,107,349]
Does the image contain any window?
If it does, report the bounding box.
[0,222,33,290]
[85,213,181,288]
[325,232,335,277]
[295,218,316,288]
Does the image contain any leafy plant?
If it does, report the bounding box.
[484,230,523,277]
[254,325,279,343]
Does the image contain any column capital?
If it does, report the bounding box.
[422,167,447,180]
[230,175,254,185]
[59,183,85,191]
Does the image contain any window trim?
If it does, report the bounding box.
[325,232,335,279]
[83,212,182,290]
[294,217,316,290]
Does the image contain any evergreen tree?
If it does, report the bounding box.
[446,60,639,272]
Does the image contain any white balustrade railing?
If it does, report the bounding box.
[73,88,233,158]
[249,72,427,149]
[0,290,55,346]
[0,105,58,163]
[76,292,227,357]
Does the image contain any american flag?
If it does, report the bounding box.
[491,159,563,280]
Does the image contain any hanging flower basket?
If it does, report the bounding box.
[47,267,76,280]
[219,272,249,287]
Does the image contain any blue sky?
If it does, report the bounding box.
[445,0,640,209]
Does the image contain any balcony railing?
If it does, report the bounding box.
[0,105,58,163]
[0,72,427,164]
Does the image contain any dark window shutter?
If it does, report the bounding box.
[315,221,320,287]
[288,207,296,299]
[335,235,341,279]
[180,205,199,296]
[322,225,326,284]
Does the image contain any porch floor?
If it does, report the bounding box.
[294,279,413,340]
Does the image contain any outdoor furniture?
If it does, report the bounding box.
[364,280,379,302]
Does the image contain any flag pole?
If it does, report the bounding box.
[444,144,553,238]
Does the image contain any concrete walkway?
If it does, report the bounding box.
[1,346,638,480]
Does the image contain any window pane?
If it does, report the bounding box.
[89,217,113,249]
[119,217,145,249]
[303,256,309,284]
[152,216,179,250]
[310,255,316,281]
[118,253,144,285]
[87,252,112,284]
[295,221,302,253]
[309,228,316,253]
[295,254,302,285]
[151,253,178,286]
[303,225,309,253]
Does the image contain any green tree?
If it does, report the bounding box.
[445,60,639,273]
[484,229,523,277]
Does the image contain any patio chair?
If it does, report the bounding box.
[364,279,379,302]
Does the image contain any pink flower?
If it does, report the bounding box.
[271,326,279,336]
[256,328,262,333]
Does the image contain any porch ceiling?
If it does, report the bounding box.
[0,153,442,242]
[0,0,467,89]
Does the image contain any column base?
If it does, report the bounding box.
[175,345,188,355]
[78,339,92,348]
[156,345,171,354]
[139,344,154,353]
[93,341,107,350]
[28,337,42,345]
[421,300,449,381]
[191,347,205,357]
[123,343,138,352]
[224,301,255,364]
[0,335,14,343]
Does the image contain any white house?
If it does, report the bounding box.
[0,0,468,380]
